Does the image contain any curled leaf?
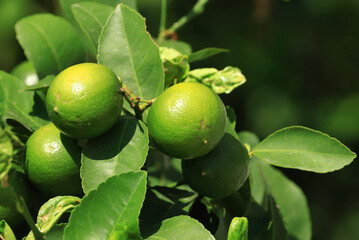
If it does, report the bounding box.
[25,196,81,239]
[185,67,246,94]
[159,47,190,88]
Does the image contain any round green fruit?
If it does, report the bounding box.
[11,60,39,86]
[46,63,123,139]
[147,82,227,159]
[181,133,250,199]
[25,123,82,196]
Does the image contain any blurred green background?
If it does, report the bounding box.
[1,0,358,239]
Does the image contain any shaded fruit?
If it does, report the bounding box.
[182,133,250,199]
[25,123,82,196]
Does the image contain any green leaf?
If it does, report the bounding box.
[22,75,55,92]
[185,67,246,94]
[26,223,67,240]
[159,40,192,55]
[267,195,288,240]
[189,47,228,63]
[0,220,16,240]
[98,4,164,104]
[250,158,311,240]
[140,185,197,234]
[159,47,190,88]
[71,2,114,57]
[0,71,50,131]
[225,106,238,140]
[227,217,248,240]
[81,116,149,193]
[237,131,260,149]
[146,149,183,187]
[25,196,80,239]
[0,128,12,181]
[64,171,147,240]
[60,0,137,25]
[252,126,357,173]
[15,14,86,78]
[37,196,80,233]
[144,215,215,240]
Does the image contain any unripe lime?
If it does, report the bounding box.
[11,60,39,86]
[181,133,250,199]
[147,82,227,159]
[25,123,82,196]
[46,63,123,139]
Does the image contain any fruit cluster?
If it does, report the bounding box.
[20,62,247,205]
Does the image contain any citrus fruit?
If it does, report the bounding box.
[147,82,227,159]
[24,123,82,196]
[181,133,250,199]
[11,60,39,86]
[46,63,123,139]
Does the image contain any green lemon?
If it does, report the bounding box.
[181,133,250,199]
[147,82,227,159]
[11,60,39,86]
[46,63,123,139]
[24,123,82,196]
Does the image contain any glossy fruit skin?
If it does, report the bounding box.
[147,82,227,159]
[25,123,82,197]
[46,63,123,139]
[181,133,250,199]
[10,60,39,86]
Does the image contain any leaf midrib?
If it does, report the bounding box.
[107,174,145,238]
[118,7,143,98]
[253,148,353,157]
[27,21,62,72]
[0,80,41,130]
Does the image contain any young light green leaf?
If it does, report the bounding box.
[60,0,137,25]
[0,220,16,240]
[0,71,50,132]
[250,158,311,240]
[160,47,190,88]
[71,2,114,57]
[185,67,246,94]
[252,126,357,173]
[81,116,149,193]
[98,4,164,102]
[227,217,248,240]
[189,47,228,63]
[25,196,80,239]
[144,215,215,240]
[22,75,55,92]
[64,171,147,240]
[159,40,192,55]
[15,14,85,78]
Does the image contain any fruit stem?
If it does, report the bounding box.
[119,83,156,121]
[168,0,210,32]
[17,196,44,240]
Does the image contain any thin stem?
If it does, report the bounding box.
[160,0,167,33]
[168,0,210,32]
[119,83,155,121]
[18,197,44,240]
